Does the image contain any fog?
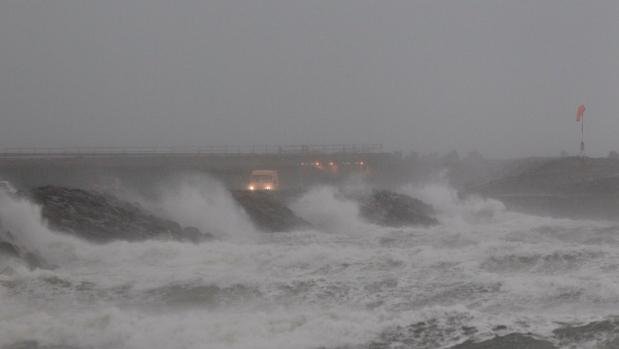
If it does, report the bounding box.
[1,1,618,157]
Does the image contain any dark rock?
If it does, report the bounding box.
[451,333,556,349]
[231,191,310,232]
[359,190,438,227]
[29,186,213,243]
[181,226,203,243]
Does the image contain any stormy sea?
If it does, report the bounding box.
[1,178,619,349]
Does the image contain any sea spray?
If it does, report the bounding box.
[124,174,258,240]
[0,189,81,267]
[401,180,506,225]
[290,185,375,233]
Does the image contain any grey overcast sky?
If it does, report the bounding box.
[1,1,618,157]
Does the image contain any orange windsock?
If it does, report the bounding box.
[577,104,586,122]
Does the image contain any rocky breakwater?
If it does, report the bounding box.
[232,188,438,231]
[29,186,211,243]
[358,190,438,227]
[231,191,310,232]
[467,157,619,219]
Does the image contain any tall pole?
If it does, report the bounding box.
[581,114,585,157]
[577,104,586,158]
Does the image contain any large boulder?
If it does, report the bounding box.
[231,191,310,232]
[29,186,211,243]
[359,190,438,227]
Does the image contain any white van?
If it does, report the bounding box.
[247,170,279,191]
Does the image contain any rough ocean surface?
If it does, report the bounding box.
[1,180,619,349]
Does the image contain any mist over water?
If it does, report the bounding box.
[402,179,508,226]
[1,178,619,348]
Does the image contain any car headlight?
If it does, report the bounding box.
[248,185,255,191]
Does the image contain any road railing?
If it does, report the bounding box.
[0,144,384,158]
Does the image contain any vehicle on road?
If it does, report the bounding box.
[247,170,279,191]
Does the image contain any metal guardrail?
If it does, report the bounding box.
[0,144,383,158]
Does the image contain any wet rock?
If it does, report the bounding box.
[359,190,438,227]
[231,191,310,232]
[29,186,212,243]
[181,226,203,242]
[451,333,556,349]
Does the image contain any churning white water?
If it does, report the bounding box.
[1,180,619,349]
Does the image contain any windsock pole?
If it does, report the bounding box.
[577,104,586,157]
[581,114,585,157]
